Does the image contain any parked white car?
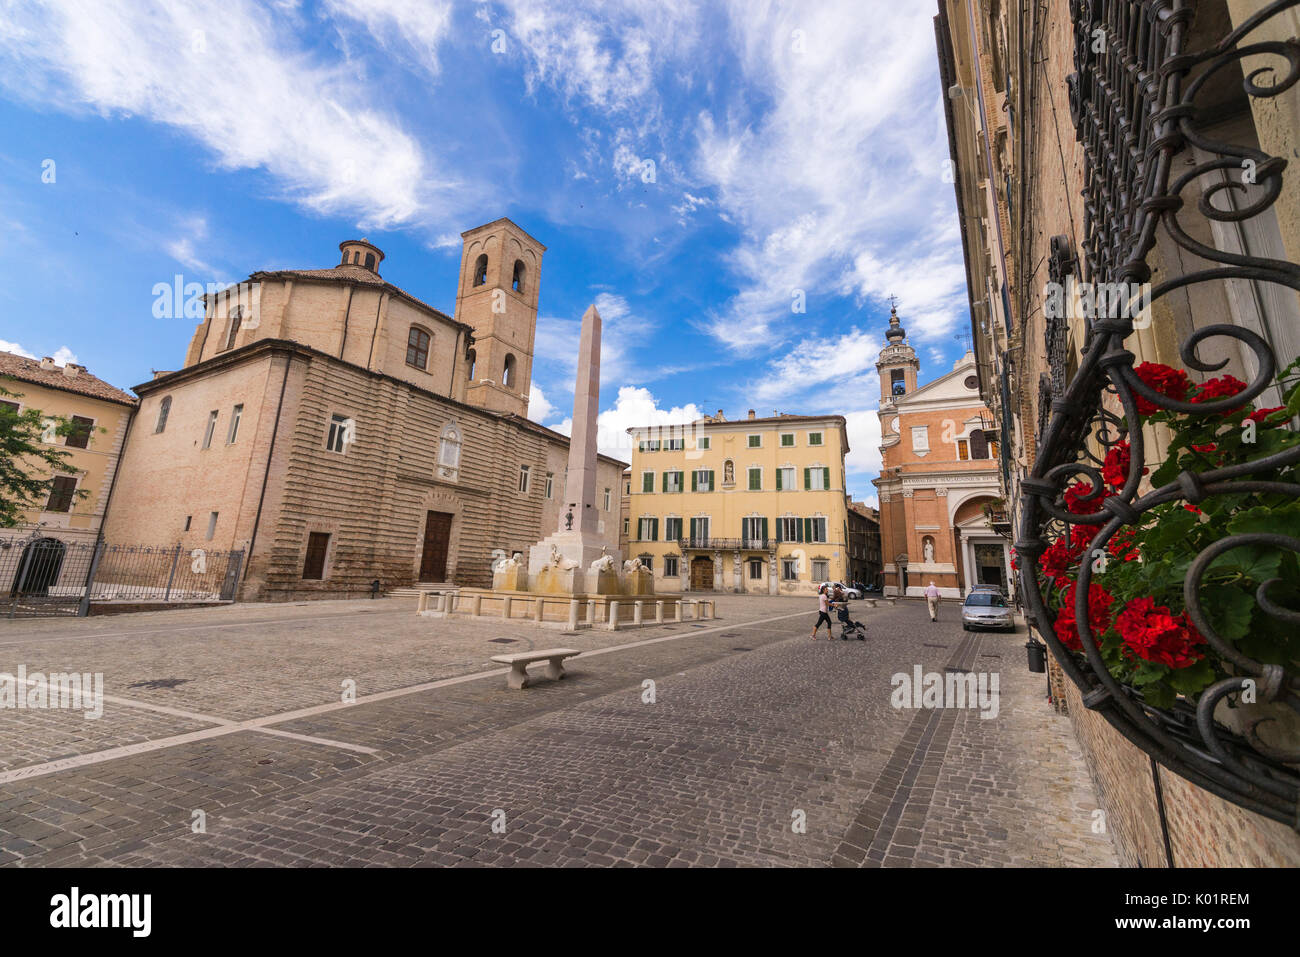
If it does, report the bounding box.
[961,591,1015,631]
[820,581,863,599]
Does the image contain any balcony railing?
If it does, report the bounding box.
[676,538,776,551]
[1017,0,1300,827]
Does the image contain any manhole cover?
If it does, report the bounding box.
[979,653,1002,659]
[128,678,190,690]
[489,637,517,644]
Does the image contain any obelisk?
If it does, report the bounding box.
[527,303,620,591]
[563,304,601,536]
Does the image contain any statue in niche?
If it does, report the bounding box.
[724,460,735,484]
[923,539,935,563]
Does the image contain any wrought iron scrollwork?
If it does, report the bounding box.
[1021,0,1300,827]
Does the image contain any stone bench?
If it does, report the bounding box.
[490,648,581,690]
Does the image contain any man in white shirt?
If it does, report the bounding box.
[925,581,941,622]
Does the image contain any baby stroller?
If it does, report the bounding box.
[835,600,867,640]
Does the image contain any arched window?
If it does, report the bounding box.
[473,254,488,287]
[406,326,431,370]
[502,353,517,388]
[364,253,375,270]
[466,348,476,380]
[437,422,462,474]
[155,396,172,434]
[512,260,525,293]
[969,428,989,460]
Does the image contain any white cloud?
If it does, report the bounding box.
[534,291,657,389]
[527,382,558,424]
[550,385,704,462]
[0,340,78,365]
[323,0,454,76]
[843,410,882,495]
[689,1,969,353]
[0,0,443,229]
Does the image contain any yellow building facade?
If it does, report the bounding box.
[625,411,850,595]
[1,352,135,543]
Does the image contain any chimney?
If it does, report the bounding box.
[716,408,725,421]
[747,409,756,420]
[62,363,80,378]
[40,356,57,370]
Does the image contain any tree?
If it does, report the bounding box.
[0,383,90,527]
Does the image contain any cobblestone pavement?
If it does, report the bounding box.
[0,596,1117,866]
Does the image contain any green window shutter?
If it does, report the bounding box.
[804,467,811,490]
[652,518,659,541]
[823,467,831,489]
[776,520,784,543]
[662,472,668,492]
[691,471,698,492]
[775,469,783,491]
[642,472,653,493]
[749,469,759,491]
[761,517,769,543]
[804,518,812,542]
[708,471,715,491]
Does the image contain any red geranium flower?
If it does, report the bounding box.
[1069,523,1094,551]
[1190,375,1248,413]
[1038,537,1077,588]
[1115,596,1206,669]
[1100,441,1147,488]
[1107,528,1140,562]
[1055,582,1114,652]
[1247,406,1284,424]
[1064,480,1109,516]
[1132,362,1190,416]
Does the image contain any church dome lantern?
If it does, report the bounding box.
[338,238,385,276]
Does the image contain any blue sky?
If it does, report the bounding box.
[0,0,971,505]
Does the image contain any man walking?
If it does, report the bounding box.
[925,581,941,622]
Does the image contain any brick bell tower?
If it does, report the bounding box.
[455,218,545,418]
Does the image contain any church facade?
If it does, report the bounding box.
[872,307,1008,598]
[102,219,625,600]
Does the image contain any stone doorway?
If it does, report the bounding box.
[974,542,1005,589]
[418,511,453,582]
[689,555,714,591]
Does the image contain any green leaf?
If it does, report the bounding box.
[1197,585,1254,641]
[1167,658,1216,697]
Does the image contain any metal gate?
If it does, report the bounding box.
[0,531,245,619]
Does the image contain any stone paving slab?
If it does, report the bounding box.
[0,596,1117,867]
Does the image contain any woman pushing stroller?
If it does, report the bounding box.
[831,584,867,640]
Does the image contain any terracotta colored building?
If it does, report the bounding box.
[103,219,624,600]
[872,306,1007,598]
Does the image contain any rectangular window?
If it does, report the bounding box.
[625,481,631,495]
[742,517,766,545]
[603,487,611,510]
[45,475,77,512]
[747,467,761,491]
[206,511,219,541]
[64,415,94,449]
[957,439,970,461]
[663,470,683,493]
[545,472,554,498]
[223,311,240,351]
[638,517,658,541]
[302,532,330,580]
[623,518,630,537]
[664,556,679,577]
[0,400,19,414]
[664,438,684,451]
[326,414,350,453]
[638,439,661,452]
[227,404,243,444]
[184,515,192,531]
[781,559,799,581]
[778,517,801,542]
[518,464,530,493]
[689,517,710,543]
[780,433,795,447]
[911,426,929,452]
[747,434,761,448]
[812,560,829,581]
[664,517,682,541]
[406,327,430,369]
[808,432,823,446]
[776,466,795,491]
[639,554,654,573]
[748,558,764,579]
[202,410,218,449]
[641,471,655,493]
[891,369,906,395]
[697,436,711,450]
[808,517,828,542]
[691,469,714,492]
